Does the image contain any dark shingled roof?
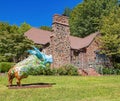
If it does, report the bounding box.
[25,27,99,50]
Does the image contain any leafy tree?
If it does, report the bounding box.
[100,8,120,68]
[39,26,52,31]
[0,22,10,33]
[62,7,72,17]
[18,22,31,33]
[0,22,34,62]
[0,33,34,62]
[69,0,118,37]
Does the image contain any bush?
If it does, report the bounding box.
[0,62,79,75]
[32,64,78,76]
[102,68,120,75]
[0,62,15,73]
[57,64,78,76]
[31,64,54,75]
[114,63,120,69]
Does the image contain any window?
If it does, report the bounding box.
[95,50,109,64]
[73,50,79,56]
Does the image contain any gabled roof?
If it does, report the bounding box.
[70,32,99,50]
[24,27,51,45]
[25,27,99,50]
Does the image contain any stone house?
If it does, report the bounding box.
[25,14,108,69]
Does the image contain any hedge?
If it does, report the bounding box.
[102,68,120,75]
[32,64,78,76]
[0,62,15,73]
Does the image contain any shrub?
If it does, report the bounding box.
[57,64,78,76]
[31,64,78,76]
[0,62,15,73]
[114,63,120,69]
[31,64,54,75]
[102,67,120,75]
[115,69,120,75]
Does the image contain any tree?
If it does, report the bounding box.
[18,22,31,34]
[0,33,34,62]
[69,0,118,37]
[100,8,120,68]
[62,7,72,17]
[39,26,52,31]
[0,22,34,62]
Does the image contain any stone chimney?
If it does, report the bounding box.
[51,14,71,68]
[53,14,69,26]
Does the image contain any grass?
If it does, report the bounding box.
[0,75,120,101]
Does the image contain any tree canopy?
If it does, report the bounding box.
[39,26,52,31]
[0,22,34,62]
[100,8,120,67]
[69,0,118,37]
[69,0,120,68]
[62,7,72,17]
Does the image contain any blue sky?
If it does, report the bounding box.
[0,0,83,27]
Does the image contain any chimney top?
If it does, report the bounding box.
[53,14,69,26]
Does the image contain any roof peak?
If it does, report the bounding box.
[25,27,100,50]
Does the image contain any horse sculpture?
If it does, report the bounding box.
[8,46,53,86]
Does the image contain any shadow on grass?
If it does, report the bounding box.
[7,82,56,89]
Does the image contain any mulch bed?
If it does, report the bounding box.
[7,83,55,89]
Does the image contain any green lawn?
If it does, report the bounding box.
[0,75,120,101]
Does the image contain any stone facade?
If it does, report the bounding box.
[85,39,99,67]
[42,14,100,68]
[44,14,100,68]
[25,14,102,69]
[70,40,99,68]
[50,14,71,68]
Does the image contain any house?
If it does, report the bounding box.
[25,14,107,69]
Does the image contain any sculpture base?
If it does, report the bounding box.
[7,83,54,89]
